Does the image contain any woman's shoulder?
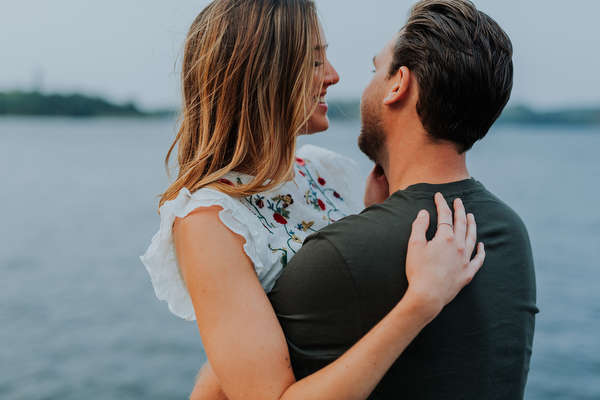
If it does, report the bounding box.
[173,202,227,239]
[160,186,243,218]
[140,186,274,321]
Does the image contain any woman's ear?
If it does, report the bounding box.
[383,66,411,106]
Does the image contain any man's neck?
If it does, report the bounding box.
[382,140,470,194]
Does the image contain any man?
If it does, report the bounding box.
[268,0,538,398]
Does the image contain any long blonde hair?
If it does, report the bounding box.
[160,0,321,207]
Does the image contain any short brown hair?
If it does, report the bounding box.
[389,0,513,153]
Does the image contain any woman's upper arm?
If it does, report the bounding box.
[173,206,295,400]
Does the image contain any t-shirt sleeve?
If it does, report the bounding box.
[268,232,363,379]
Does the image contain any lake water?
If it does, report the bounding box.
[0,116,599,399]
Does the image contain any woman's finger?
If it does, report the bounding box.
[408,209,430,249]
[434,193,453,234]
[452,197,467,243]
[468,242,486,277]
[464,213,478,255]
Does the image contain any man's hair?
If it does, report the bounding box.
[389,0,513,153]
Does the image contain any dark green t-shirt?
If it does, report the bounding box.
[268,178,538,399]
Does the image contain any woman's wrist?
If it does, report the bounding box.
[395,289,444,326]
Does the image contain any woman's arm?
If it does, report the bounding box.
[176,194,483,400]
[191,363,227,400]
[175,206,296,400]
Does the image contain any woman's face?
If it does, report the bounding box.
[304,24,340,135]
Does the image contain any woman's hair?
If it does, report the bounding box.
[160,0,321,207]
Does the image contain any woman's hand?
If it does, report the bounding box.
[364,164,389,207]
[404,193,485,318]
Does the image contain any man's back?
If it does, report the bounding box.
[269,179,538,399]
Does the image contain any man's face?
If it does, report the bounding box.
[358,35,397,163]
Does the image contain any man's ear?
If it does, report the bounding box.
[383,66,411,106]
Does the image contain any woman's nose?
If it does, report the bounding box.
[323,60,340,86]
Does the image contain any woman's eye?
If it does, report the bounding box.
[314,61,324,67]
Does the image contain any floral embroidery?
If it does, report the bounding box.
[316,171,326,185]
[269,244,288,266]
[235,154,350,268]
[273,213,287,225]
[217,178,235,186]
[317,199,326,211]
[296,221,315,232]
[242,193,275,234]
[255,196,265,209]
[272,194,294,208]
[268,194,292,220]
[295,158,347,223]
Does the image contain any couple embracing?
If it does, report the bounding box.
[142,0,537,399]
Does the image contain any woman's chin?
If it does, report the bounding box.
[303,118,330,135]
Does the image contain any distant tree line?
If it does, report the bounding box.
[498,105,600,125]
[0,91,149,117]
[2,90,599,124]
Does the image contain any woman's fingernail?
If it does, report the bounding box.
[418,210,427,218]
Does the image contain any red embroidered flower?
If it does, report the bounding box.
[317,199,326,211]
[295,157,306,166]
[333,191,340,198]
[318,177,326,185]
[273,213,288,225]
[298,170,306,177]
[217,179,235,186]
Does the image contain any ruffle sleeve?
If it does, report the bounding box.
[140,187,271,321]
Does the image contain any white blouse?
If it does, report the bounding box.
[141,145,364,321]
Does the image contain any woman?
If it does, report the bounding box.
[141,1,485,399]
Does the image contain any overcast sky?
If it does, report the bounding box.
[1,0,599,111]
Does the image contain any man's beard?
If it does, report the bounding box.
[358,110,386,164]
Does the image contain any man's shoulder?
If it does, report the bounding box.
[309,194,422,249]
[466,185,530,234]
